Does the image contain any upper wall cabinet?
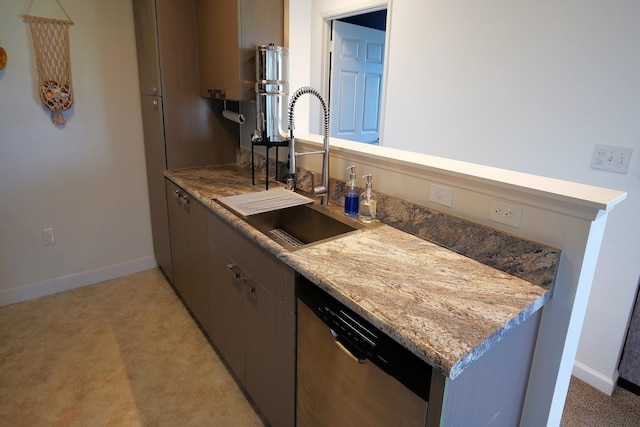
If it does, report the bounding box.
[133,0,162,96]
[197,0,284,101]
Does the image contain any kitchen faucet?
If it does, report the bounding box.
[287,86,330,206]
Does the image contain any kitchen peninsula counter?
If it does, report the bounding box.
[166,164,551,380]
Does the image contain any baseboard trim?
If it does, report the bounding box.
[618,377,640,396]
[572,359,618,395]
[0,256,158,307]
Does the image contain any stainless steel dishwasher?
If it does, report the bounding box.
[297,276,432,426]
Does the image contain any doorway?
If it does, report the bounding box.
[327,9,387,145]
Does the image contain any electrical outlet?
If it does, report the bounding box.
[428,183,454,208]
[43,228,55,246]
[489,200,523,228]
[591,144,633,174]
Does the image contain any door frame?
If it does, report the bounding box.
[319,1,391,146]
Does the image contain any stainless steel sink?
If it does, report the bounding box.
[244,203,364,251]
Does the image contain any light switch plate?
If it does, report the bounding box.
[591,144,633,174]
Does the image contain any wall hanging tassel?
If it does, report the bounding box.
[23,0,74,126]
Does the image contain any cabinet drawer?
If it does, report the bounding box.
[208,211,295,312]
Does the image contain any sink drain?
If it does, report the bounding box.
[269,228,305,248]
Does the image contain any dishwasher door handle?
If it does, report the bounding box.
[330,329,367,364]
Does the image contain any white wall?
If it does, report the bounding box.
[0,0,155,304]
[294,0,640,394]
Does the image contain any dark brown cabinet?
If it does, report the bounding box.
[140,96,172,280]
[197,0,284,100]
[133,0,162,96]
[164,177,295,426]
[165,180,212,332]
[133,0,238,281]
[208,244,247,380]
[166,181,187,298]
[134,0,228,169]
[207,210,295,427]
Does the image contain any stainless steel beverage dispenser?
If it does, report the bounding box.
[252,43,289,143]
[251,43,289,189]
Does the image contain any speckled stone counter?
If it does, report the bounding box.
[166,165,552,379]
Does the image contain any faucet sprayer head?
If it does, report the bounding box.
[287,86,331,205]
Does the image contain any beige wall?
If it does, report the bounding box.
[0,0,154,303]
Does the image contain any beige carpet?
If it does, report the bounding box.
[561,376,640,427]
[1,268,639,426]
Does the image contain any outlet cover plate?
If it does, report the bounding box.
[43,228,55,246]
[429,183,454,208]
[489,199,523,228]
[591,144,633,174]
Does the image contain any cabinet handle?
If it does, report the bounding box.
[226,263,242,279]
[239,277,256,294]
[174,190,190,205]
[226,264,256,293]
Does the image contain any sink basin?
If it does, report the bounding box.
[244,203,364,251]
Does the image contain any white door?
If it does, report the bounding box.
[330,20,385,144]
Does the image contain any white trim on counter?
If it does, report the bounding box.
[293,134,626,221]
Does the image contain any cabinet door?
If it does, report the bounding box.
[165,180,211,325]
[208,206,296,311]
[166,181,189,300]
[157,0,222,169]
[197,0,240,99]
[207,210,295,425]
[208,240,247,384]
[237,0,285,98]
[197,0,284,100]
[142,97,172,281]
[132,0,162,96]
[245,283,295,427]
[184,197,210,329]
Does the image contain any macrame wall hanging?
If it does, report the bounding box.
[23,0,74,126]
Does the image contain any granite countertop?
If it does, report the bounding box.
[166,165,552,379]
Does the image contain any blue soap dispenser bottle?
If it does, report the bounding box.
[344,165,359,216]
